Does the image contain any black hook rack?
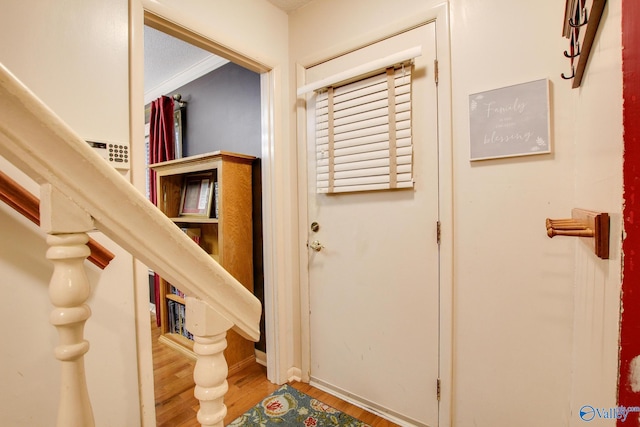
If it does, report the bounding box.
[561,0,607,88]
[561,67,575,80]
[569,7,588,27]
[563,40,581,58]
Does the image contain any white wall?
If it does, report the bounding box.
[0,1,140,426]
[567,3,622,425]
[290,0,622,426]
[450,1,575,425]
[451,1,622,425]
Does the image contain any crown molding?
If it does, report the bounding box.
[144,55,229,104]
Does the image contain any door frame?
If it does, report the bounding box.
[129,2,287,425]
[295,2,453,425]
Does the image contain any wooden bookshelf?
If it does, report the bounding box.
[150,151,256,373]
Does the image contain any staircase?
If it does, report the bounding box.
[0,62,262,427]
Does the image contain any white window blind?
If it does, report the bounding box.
[315,65,413,193]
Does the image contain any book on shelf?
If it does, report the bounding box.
[167,299,176,333]
[169,284,185,298]
[167,299,193,340]
[214,181,219,218]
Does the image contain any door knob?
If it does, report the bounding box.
[308,240,324,252]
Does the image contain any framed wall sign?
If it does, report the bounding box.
[469,78,551,161]
[179,172,214,217]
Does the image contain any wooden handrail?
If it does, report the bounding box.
[0,62,260,341]
[0,170,115,269]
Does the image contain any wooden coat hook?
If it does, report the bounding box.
[546,208,610,259]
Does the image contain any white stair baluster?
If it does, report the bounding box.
[41,184,95,427]
[186,296,234,427]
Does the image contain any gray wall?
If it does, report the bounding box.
[175,62,261,158]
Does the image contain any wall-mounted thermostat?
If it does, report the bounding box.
[86,140,130,170]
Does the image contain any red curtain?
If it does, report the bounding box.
[149,96,175,326]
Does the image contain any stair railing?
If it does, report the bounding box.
[0,63,261,427]
[0,170,115,269]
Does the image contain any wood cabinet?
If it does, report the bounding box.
[150,151,256,374]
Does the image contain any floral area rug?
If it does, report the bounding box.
[227,384,371,427]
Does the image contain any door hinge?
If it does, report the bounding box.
[434,59,439,85]
[436,221,441,245]
[437,378,441,401]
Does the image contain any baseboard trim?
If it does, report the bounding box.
[158,335,196,361]
[158,334,256,376]
[228,355,256,377]
[255,349,267,367]
[288,367,302,382]
[309,377,428,427]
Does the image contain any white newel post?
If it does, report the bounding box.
[185,296,234,427]
[40,184,95,427]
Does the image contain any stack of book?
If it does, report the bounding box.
[169,285,185,298]
[167,299,193,340]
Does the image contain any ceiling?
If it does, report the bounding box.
[144,26,212,96]
[144,0,314,102]
[266,0,315,12]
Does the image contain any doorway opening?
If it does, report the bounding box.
[134,10,277,425]
[143,23,267,357]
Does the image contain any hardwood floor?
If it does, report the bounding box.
[151,314,398,426]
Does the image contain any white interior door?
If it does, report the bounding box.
[305,23,440,426]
